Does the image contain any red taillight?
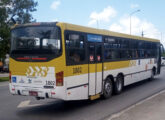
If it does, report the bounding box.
[17,57,47,60]
[31,57,47,60]
[9,71,11,83]
[56,71,64,86]
[17,57,30,60]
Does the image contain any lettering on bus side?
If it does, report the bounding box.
[73,67,82,74]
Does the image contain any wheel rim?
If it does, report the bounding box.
[116,77,122,91]
[105,81,111,95]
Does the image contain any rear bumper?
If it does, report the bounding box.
[9,83,67,100]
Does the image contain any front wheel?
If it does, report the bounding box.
[103,78,113,99]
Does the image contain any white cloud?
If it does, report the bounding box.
[109,23,123,32]
[51,18,58,22]
[87,6,164,45]
[50,0,60,10]
[130,4,139,9]
[109,16,160,40]
[88,6,117,26]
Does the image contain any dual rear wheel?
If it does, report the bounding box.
[103,69,156,99]
[103,75,124,99]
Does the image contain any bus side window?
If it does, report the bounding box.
[65,33,85,65]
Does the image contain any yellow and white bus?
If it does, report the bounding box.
[9,22,162,100]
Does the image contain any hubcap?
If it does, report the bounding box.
[105,82,111,95]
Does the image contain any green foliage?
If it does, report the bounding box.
[8,0,38,24]
[162,53,165,57]
[0,0,38,60]
[0,77,9,82]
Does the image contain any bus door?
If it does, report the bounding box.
[88,43,103,96]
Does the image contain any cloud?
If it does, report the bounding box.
[51,18,58,22]
[109,23,123,32]
[50,0,60,10]
[88,6,117,26]
[87,6,164,45]
[109,16,160,39]
[130,4,139,9]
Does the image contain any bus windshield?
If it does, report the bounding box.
[11,26,61,55]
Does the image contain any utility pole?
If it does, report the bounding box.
[96,19,99,29]
[141,30,144,37]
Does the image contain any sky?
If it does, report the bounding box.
[32,0,165,46]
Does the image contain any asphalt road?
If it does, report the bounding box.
[0,67,165,120]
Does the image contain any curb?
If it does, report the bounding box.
[105,89,165,120]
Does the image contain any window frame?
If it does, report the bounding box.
[65,30,87,66]
[65,30,159,65]
[10,25,62,62]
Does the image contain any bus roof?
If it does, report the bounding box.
[12,22,160,42]
[58,22,160,43]
[11,22,57,29]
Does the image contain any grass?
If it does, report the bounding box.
[163,53,165,57]
[0,77,9,82]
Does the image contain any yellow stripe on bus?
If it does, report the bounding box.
[10,57,132,77]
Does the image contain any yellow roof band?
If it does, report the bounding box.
[57,22,160,43]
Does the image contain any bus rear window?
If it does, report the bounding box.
[11,26,61,55]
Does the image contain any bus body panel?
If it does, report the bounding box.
[103,58,157,86]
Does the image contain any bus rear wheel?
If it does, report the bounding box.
[114,75,124,94]
[103,77,113,99]
[150,69,155,80]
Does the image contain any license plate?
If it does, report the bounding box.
[29,91,38,96]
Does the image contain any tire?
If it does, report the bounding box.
[149,69,155,81]
[103,77,113,99]
[114,75,124,94]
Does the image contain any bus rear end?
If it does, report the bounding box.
[9,22,66,100]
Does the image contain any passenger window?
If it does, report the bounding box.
[66,33,85,64]
[104,49,120,60]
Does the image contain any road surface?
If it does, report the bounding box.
[0,67,165,120]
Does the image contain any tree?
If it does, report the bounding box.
[0,0,38,60]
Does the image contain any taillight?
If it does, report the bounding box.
[9,71,11,83]
[56,71,64,86]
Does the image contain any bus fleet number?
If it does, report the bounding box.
[73,67,82,74]
[46,81,55,86]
